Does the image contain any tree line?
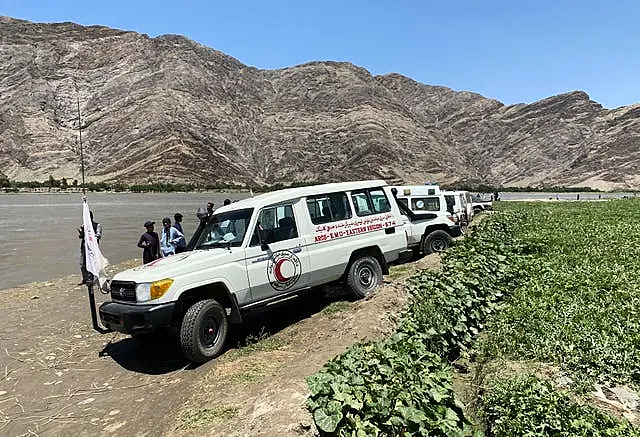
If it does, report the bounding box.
[0,171,316,193]
[0,171,609,194]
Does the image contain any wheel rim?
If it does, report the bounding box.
[431,238,446,252]
[200,313,220,348]
[357,264,375,289]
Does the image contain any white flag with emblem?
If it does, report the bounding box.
[82,200,109,290]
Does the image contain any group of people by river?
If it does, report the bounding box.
[78,198,236,284]
[137,212,187,264]
[136,198,234,264]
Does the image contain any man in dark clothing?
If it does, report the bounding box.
[138,220,160,264]
[173,213,187,253]
[78,211,102,285]
[173,213,184,234]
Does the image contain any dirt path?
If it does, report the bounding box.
[0,256,440,437]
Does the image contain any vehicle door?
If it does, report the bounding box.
[244,202,311,303]
[305,191,355,285]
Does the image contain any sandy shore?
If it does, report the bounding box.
[0,255,440,436]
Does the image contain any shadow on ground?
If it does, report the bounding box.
[99,286,348,374]
[99,334,190,374]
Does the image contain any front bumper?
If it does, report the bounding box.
[99,301,175,334]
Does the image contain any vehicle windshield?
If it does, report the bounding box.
[194,208,254,249]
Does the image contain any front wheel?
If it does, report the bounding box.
[422,230,452,255]
[180,299,228,363]
[346,256,383,299]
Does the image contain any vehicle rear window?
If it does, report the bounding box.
[411,196,440,211]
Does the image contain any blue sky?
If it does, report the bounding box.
[2,0,638,108]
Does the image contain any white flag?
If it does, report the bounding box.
[82,200,109,289]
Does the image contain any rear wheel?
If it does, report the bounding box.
[180,299,228,363]
[422,230,452,254]
[346,256,383,299]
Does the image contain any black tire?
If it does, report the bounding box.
[422,230,452,255]
[346,256,383,299]
[180,299,228,363]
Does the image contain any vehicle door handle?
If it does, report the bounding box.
[252,255,270,264]
[385,227,395,234]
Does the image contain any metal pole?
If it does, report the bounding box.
[77,97,85,194]
[78,96,111,334]
[87,283,112,334]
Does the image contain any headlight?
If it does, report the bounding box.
[135,278,174,302]
[135,283,151,302]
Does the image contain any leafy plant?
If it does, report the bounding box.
[308,200,640,435]
[307,334,476,436]
[476,200,640,390]
[481,375,640,437]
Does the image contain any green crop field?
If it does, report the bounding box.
[307,199,640,436]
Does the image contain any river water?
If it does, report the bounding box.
[0,190,636,290]
[0,192,248,290]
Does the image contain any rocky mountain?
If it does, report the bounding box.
[1,16,639,190]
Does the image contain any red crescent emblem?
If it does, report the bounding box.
[267,250,301,291]
[273,258,290,282]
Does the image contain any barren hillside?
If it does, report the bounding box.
[1,16,639,189]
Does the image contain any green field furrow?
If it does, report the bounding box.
[308,199,640,436]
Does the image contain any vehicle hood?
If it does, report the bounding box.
[111,249,238,283]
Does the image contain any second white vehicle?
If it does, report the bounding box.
[390,185,462,255]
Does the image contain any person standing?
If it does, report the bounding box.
[159,217,185,257]
[173,213,184,234]
[173,212,187,253]
[138,220,160,264]
[78,210,102,285]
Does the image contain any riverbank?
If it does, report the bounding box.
[0,255,440,436]
[1,192,250,291]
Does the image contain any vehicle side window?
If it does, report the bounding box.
[397,198,409,209]
[250,204,298,246]
[307,192,352,224]
[351,192,372,216]
[444,195,455,211]
[370,188,391,213]
[411,196,440,211]
[351,188,392,217]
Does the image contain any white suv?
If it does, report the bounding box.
[442,190,474,233]
[390,185,462,255]
[100,180,410,362]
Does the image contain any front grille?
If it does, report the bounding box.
[110,280,136,302]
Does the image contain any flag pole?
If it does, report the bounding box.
[78,96,111,334]
[78,97,86,198]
